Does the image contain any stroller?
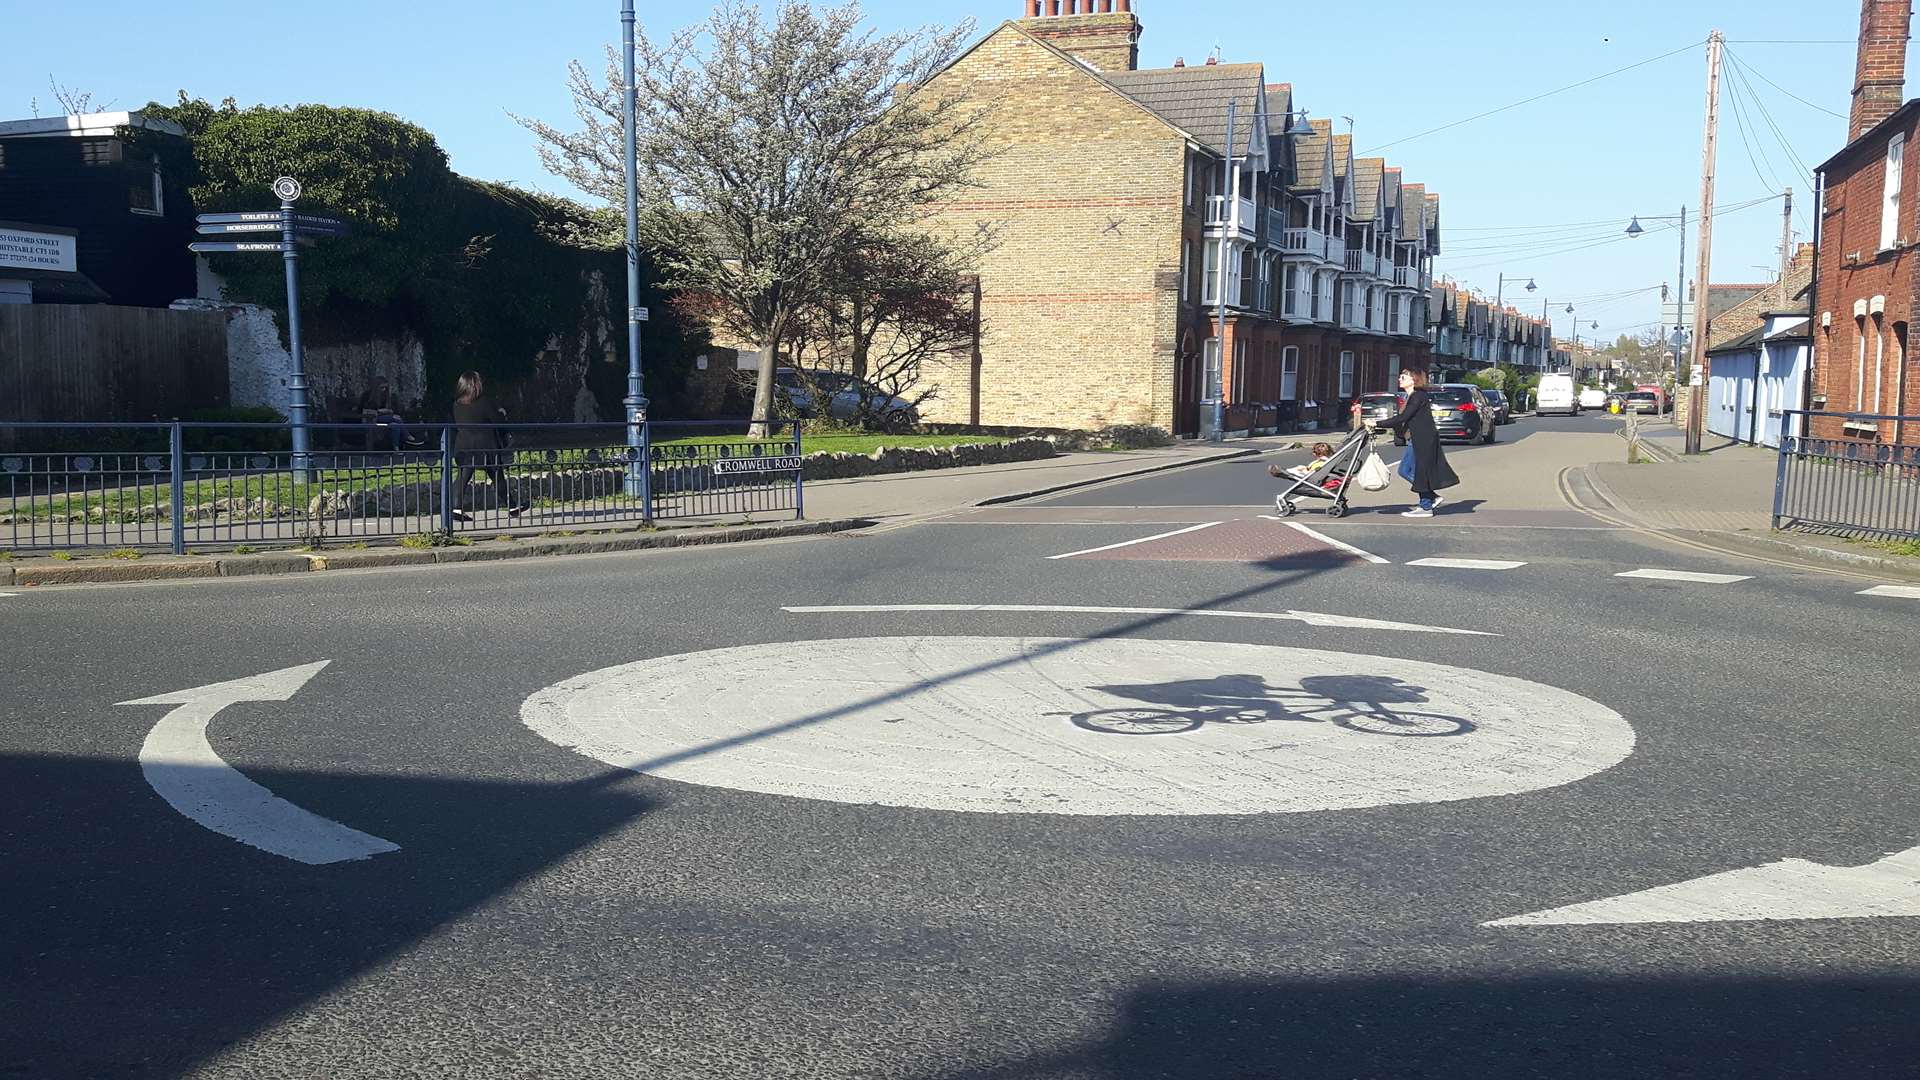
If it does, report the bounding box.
[1272,426,1374,519]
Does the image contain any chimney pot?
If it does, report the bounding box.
[1027,0,1040,14]
[1173,56,1185,67]
[1204,54,1217,65]
[1100,0,1114,10]
[1118,0,1131,11]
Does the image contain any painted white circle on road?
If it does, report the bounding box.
[523,637,1634,816]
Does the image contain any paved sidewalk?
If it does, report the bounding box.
[802,441,1271,525]
[1569,430,1920,579]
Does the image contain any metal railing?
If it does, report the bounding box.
[0,419,804,554]
[1772,411,1920,540]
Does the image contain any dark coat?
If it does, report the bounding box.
[451,396,506,454]
[1377,389,1459,493]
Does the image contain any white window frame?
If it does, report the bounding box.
[1338,350,1356,397]
[1873,317,1886,411]
[1202,239,1221,305]
[1855,318,1868,409]
[1884,133,1906,251]
[130,162,164,217]
[1203,337,1224,400]
[1282,264,1302,317]
[1281,346,1299,401]
[1180,242,1191,304]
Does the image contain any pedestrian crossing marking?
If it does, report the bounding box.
[1858,584,1920,599]
[1615,569,1752,584]
[1408,558,1528,571]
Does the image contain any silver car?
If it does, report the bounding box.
[774,368,918,426]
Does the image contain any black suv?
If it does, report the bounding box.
[1482,388,1513,425]
[1426,384,1497,443]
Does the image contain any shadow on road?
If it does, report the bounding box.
[0,753,655,1078]
[3,553,1357,1076]
[927,970,1920,1079]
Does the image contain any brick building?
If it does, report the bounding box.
[1811,0,1920,445]
[917,1,1438,436]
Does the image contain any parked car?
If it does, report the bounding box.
[1356,391,1407,446]
[1482,389,1513,425]
[1624,390,1663,415]
[1536,373,1580,416]
[773,367,918,427]
[1578,386,1608,410]
[1426,384,1497,444]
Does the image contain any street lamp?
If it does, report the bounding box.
[1624,216,1645,238]
[619,0,651,507]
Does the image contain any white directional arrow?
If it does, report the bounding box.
[1487,847,1920,926]
[124,662,399,866]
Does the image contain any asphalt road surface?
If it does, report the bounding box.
[5,415,1918,1079]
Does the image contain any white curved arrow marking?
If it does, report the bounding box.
[1487,847,1920,926]
[124,661,399,865]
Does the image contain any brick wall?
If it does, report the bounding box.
[918,24,1188,431]
[1812,108,1920,444]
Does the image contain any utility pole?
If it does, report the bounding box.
[1780,186,1794,278]
[1686,30,1723,455]
[1673,204,1687,388]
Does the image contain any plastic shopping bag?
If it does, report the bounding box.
[1355,451,1393,492]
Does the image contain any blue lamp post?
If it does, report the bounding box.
[620,0,651,510]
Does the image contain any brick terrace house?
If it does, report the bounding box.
[1810,0,1920,446]
[916,2,1438,437]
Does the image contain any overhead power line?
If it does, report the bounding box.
[1726,49,1847,120]
[1361,39,1705,154]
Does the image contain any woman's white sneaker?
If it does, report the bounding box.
[1401,507,1434,518]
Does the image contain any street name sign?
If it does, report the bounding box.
[713,455,803,474]
[197,222,283,234]
[196,211,282,224]
[189,241,288,254]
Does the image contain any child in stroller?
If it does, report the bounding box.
[1269,442,1350,491]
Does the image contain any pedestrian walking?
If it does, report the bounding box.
[450,370,527,521]
[1362,367,1458,517]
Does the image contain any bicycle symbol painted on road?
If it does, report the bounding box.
[1059,674,1476,738]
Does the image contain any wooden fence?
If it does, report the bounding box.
[0,304,229,425]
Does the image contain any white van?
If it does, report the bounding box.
[1536,373,1579,416]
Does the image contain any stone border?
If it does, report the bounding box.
[0,518,868,588]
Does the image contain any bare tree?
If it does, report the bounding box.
[787,227,990,429]
[519,1,988,434]
[45,77,112,118]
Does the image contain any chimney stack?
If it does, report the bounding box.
[1850,0,1913,140]
[1018,0,1143,71]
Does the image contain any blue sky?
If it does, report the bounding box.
[3,0,1893,343]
